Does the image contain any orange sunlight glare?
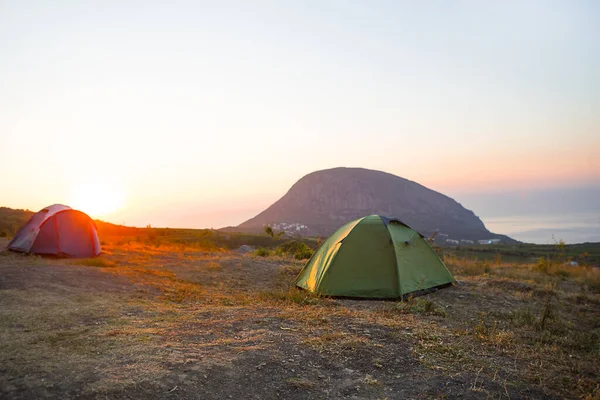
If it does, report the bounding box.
[71,180,125,218]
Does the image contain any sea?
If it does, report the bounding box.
[481,212,600,244]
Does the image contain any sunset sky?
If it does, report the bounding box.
[1,1,599,242]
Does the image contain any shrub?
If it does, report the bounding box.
[264,226,274,238]
[294,245,313,260]
[535,256,552,274]
[278,241,314,260]
[279,241,303,254]
[255,247,270,257]
[264,226,284,239]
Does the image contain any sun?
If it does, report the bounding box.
[71,180,125,218]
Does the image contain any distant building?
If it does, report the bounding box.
[566,261,578,267]
[478,239,502,245]
[460,239,474,244]
[446,239,460,245]
[269,222,309,235]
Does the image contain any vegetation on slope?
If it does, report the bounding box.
[0,207,33,237]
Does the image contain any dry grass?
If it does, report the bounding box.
[73,257,118,268]
[286,376,316,389]
[431,254,600,398]
[395,297,448,317]
[303,331,372,354]
[1,239,598,399]
[444,253,600,291]
[104,239,224,255]
[0,285,170,396]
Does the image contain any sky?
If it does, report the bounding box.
[1,1,599,243]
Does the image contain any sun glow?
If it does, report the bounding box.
[71,180,125,218]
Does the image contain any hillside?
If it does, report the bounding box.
[237,167,515,243]
[0,207,34,237]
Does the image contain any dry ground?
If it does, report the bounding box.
[0,237,598,399]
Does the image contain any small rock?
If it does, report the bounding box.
[236,245,255,254]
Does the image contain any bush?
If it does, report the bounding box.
[278,241,314,260]
[294,245,313,260]
[255,247,270,257]
[279,241,303,254]
[535,256,552,274]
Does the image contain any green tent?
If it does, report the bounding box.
[295,215,455,298]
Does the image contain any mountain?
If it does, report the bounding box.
[236,167,516,243]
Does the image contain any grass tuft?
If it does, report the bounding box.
[286,377,315,389]
[363,374,380,386]
[395,297,447,317]
[258,288,322,306]
[75,257,117,268]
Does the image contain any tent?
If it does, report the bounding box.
[7,204,101,258]
[295,215,454,298]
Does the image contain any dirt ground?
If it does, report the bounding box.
[0,238,598,399]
